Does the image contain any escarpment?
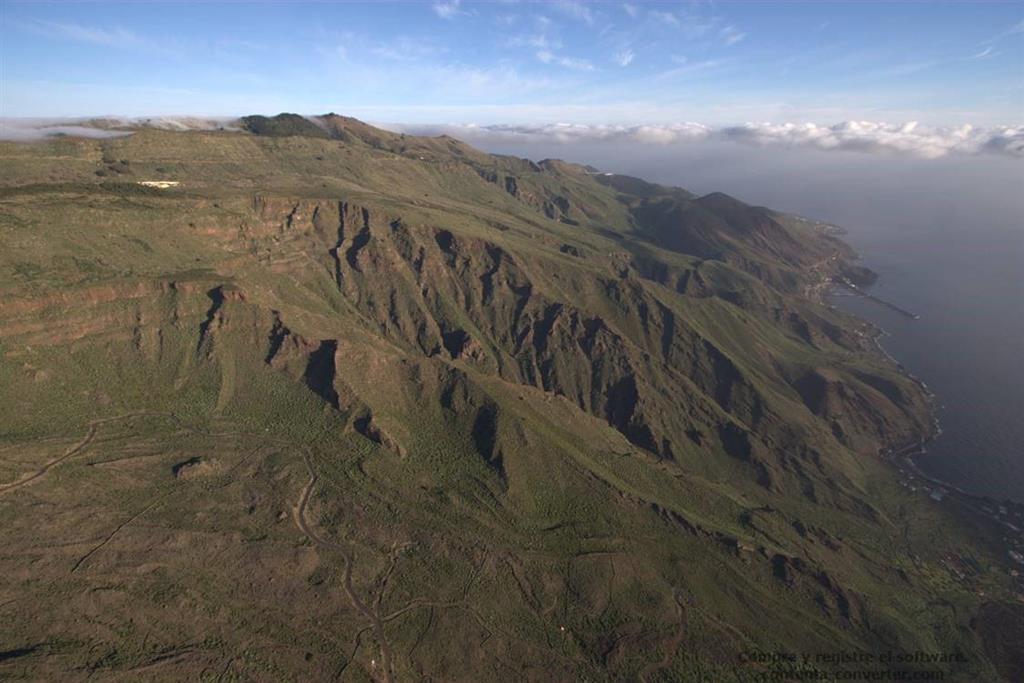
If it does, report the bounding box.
[0,176,926,489]
[0,160,929,493]
[224,183,931,496]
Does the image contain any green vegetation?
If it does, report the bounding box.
[241,113,331,139]
[0,116,1019,682]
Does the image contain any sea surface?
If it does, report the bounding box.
[828,220,1024,503]
[477,140,1024,502]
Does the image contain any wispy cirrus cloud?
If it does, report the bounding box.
[613,48,635,67]
[536,50,594,71]
[986,18,1024,43]
[720,25,747,47]
[369,36,446,62]
[552,0,595,25]
[505,31,562,51]
[864,59,942,79]
[432,0,463,20]
[648,10,680,28]
[316,36,564,101]
[21,20,147,49]
[654,58,722,80]
[15,19,187,58]
[646,6,749,49]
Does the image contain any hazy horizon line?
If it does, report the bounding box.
[1,114,1021,160]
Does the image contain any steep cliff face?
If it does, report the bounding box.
[0,118,1008,683]
[231,189,929,490]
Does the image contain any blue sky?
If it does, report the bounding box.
[1,1,1022,125]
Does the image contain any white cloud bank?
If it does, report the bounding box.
[1,117,1020,160]
[0,123,132,142]
[0,117,238,141]
[389,122,714,145]
[720,121,1024,159]
[390,120,1024,159]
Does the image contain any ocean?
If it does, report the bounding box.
[829,217,1024,503]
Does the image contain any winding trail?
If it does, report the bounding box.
[0,412,177,497]
[9,412,400,678]
[5,413,603,677]
[293,450,394,683]
[638,592,688,683]
[70,499,164,573]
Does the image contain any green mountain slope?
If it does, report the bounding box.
[0,115,1019,682]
